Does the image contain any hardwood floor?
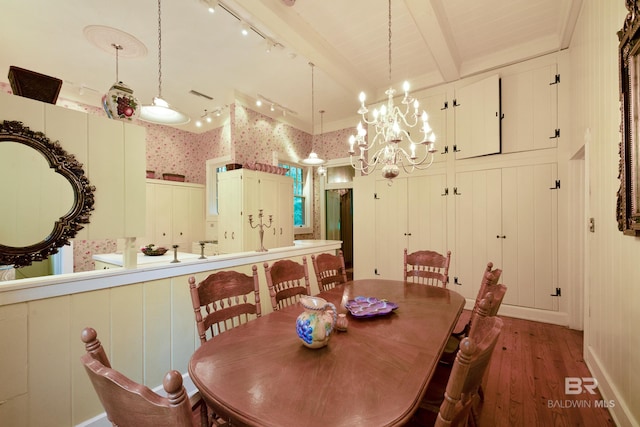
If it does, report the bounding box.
[472,314,617,427]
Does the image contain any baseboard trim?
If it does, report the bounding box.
[75,373,199,427]
[585,345,636,427]
[462,298,570,327]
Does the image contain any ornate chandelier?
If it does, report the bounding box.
[348,0,436,180]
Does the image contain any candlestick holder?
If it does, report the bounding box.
[248,209,273,252]
[171,244,180,263]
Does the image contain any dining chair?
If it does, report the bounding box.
[263,257,311,311]
[189,266,261,344]
[80,327,211,427]
[440,262,506,365]
[409,313,504,427]
[311,250,348,292]
[403,249,451,287]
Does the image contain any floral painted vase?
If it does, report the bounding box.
[296,296,337,349]
[102,81,139,122]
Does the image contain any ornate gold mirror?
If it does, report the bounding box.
[618,0,640,235]
[0,121,95,267]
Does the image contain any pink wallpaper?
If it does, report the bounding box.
[2,82,356,273]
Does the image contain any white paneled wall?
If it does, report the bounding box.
[570,1,639,425]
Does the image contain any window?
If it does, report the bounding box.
[280,162,311,233]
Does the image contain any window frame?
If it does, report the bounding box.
[278,158,313,235]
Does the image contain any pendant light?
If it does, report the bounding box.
[140,0,190,125]
[301,62,326,166]
[102,43,139,122]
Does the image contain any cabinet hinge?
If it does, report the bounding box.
[549,180,561,190]
[549,74,560,85]
[549,128,560,139]
[550,287,561,297]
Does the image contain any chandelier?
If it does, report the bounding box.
[348,0,436,180]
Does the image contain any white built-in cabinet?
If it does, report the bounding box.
[217,169,293,253]
[143,180,205,251]
[453,162,558,311]
[354,52,565,315]
[373,173,448,279]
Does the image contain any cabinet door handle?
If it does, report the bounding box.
[280,227,283,235]
[496,235,506,239]
[224,231,227,239]
[273,228,276,235]
[232,232,235,240]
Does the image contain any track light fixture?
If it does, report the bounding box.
[255,94,296,117]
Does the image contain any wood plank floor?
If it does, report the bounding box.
[471,314,617,427]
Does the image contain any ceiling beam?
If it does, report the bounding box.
[404,0,460,83]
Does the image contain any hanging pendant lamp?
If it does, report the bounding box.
[102,43,140,122]
[140,0,190,125]
[301,62,326,166]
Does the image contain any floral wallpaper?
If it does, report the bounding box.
[1,81,356,272]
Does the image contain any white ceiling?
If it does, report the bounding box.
[0,0,582,134]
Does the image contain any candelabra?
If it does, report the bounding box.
[248,209,273,252]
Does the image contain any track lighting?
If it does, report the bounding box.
[255,94,296,117]
[200,0,218,13]
[240,21,250,36]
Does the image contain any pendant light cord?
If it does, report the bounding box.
[388,0,392,83]
[310,62,315,149]
[157,0,163,98]
[112,43,122,82]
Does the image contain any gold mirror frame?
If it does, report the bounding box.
[0,121,95,267]
[618,0,640,235]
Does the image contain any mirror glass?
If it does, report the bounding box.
[0,141,74,247]
[0,121,95,268]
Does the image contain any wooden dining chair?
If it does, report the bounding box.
[80,327,211,427]
[440,262,506,365]
[311,250,348,292]
[263,257,311,311]
[404,249,451,287]
[409,314,504,427]
[189,266,261,344]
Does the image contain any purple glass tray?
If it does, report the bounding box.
[345,296,398,318]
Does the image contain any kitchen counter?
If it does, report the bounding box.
[93,251,202,268]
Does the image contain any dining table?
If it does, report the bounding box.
[188,279,465,427]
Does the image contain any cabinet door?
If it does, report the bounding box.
[374,178,408,279]
[155,185,173,248]
[454,169,502,300]
[188,187,205,247]
[171,186,190,250]
[501,64,558,153]
[218,174,243,253]
[258,174,279,251]
[276,176,294,247]
[406,173,448,255]
[454,74,501,160]
[501,164,558,310]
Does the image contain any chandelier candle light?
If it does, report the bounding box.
[348,0,436,180]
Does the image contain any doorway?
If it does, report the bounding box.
[325,188,353,276]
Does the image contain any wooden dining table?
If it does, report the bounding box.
[188,279,465,427]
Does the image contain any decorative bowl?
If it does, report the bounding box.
[141,246,167,256]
